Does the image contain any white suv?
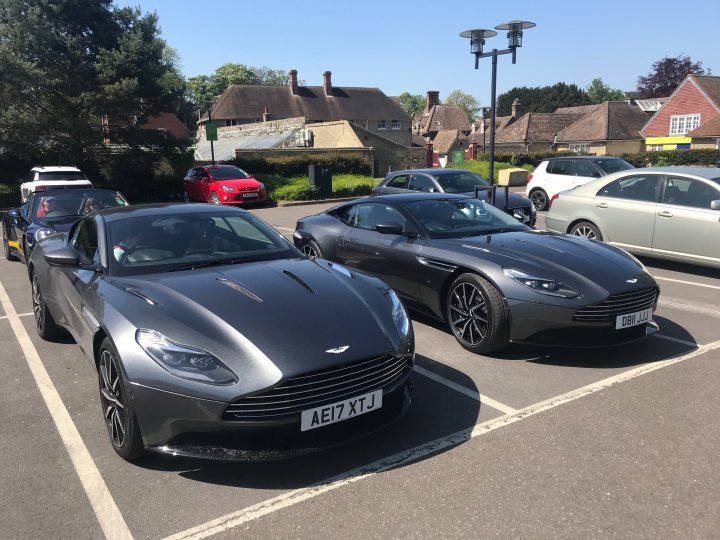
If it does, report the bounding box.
[20,166,94,203]
[526,156,634,211]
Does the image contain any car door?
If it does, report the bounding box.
[545,159,577,197]
[573,160,602,188]
[184,169,197,200]
[376,174,410,195]
[56,218,102,350]
[652,175,720,265]
[408,173,439,193]
[338,202,425,300]
[592,173,661,254]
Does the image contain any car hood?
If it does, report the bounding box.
[211,178,262,189]
[36,215,81,232]
[435,230,655,292]
[110,258,401,378]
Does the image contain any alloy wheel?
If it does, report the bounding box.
[530,190,548,211]
[448,282,488,346]
[32,273,44,333]
[572,225,598,239]
[301,243,319,258]
[209,192,220,204]
[99,350,127,449]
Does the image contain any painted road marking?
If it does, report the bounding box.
[658,297,720,318]
[0,311,33,321]
[415,365,517,415]
[654,334,700,348]
[0,280,132,540]
[274,226,295,233]
[162,338,720,540]
[655,276,720,291]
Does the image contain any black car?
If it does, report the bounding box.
[2,188,128,264]
[294,193,660,354]
[371,168,536,226]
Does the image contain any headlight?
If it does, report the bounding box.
[503,268,578,298]
[136,329,238,385]
[220,186,236,192]
[388,289,410,337]
[35,228,53,242]
[258,183,265,191]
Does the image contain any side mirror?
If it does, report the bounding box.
[375,222,403,235]
[43,246,79,267]
[6,208,20,220]
[711,200,720,211]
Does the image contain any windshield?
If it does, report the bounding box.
[207,166,251,180]
[107,210,297,277]
[403,198,527,238]
[594,159,634,174]
[433,171,488,194]
[32,190,128,219]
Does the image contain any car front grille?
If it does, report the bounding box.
[223,355,413,422]
[239,187,258,192]
[573,287,659,322]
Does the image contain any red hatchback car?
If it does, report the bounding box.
[183,165,267,205]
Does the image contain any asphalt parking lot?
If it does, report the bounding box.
[1,203,719,539]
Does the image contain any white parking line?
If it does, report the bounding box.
[654,334,699,348]
[163,338,720,540]
[414,365,518,415]
[655,276,720,290]
[274,226,294,233]
[658,297,720,318]
[0,281,132,540]
[0,311,33,321]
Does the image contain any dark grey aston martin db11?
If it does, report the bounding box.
[293,193,660,354]
[28,204,414,461]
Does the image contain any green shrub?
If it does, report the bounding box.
[331,175,375,197]
[452,160,533,181]
[617,149,720,167]
[232,152,372,177]
[272,180,320,201]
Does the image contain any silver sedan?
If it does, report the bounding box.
[545,167,720,269]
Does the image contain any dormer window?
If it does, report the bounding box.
[377,120,387,130]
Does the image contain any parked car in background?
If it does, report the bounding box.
[3,188,128,264]
[526,156,634,211]
[20,166,94,203]
[545,167,720,269]
[182,165,267,206]
[372,168,536,226]
[294,193,659,354]
[29,203,413,461]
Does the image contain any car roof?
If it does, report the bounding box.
[386,168,475,176]
[634,166,720,179]
[351,193,472,204]
[543,156,625,162]
[31,166,82,172]
[29,188,117,198]
[98,203,249,222]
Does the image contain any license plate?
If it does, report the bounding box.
[242,192,259,198]
[300,390,383,432]
[615,308,652,329]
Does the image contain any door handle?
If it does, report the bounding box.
[595,202,608,208]
[657,211,673,218]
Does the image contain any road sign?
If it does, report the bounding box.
[206,122,218,141]
[453,150,464,164]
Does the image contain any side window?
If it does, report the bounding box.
[575,160,601,178]
[548,160,575,176]
[354,203,406,231]
[408,174,437,192]
[665,177,720,209]
[598,175,659,202]
[385,174,409,189]
[70,219,99,265]
[333,204,358,226]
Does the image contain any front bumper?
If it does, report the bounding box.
[219,190,267,205]
[130,372,413,461]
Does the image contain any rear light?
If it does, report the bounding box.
[527,174,533,183]
[549,193,559,209]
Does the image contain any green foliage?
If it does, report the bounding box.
[232,153,372,178]
[445,90,481,122]
[496,83,591,116]
[330,175,376,197]
[272,180,320,201]
[636,55,707,99]
[617,149,720,167]
[397,92,425,116]
[586,78,626,104]
[268,174,375,201]
[451,160,533,181]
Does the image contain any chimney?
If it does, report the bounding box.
[512,98,521,118]
[289,69,298,95]
[323,71,332,96]
[426,91,440,112]
[262,105,270,122]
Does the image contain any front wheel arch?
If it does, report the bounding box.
[439,266,509,324]
[568,219,604,241]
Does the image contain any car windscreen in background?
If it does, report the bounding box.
[37,172,88,181]
[594,159,634,174]
[208,167,250,180]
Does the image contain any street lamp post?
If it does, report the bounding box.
[460,21,535,204]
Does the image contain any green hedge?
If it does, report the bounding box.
[485,149,720,169]
[231,152,372,177]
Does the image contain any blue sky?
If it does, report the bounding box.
[116,0,717,105]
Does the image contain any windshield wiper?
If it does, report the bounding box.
[170,256,265,272]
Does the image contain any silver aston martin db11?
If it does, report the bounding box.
[28,204,414,461]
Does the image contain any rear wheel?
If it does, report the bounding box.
[98,338,145,461]
[3,225,18,262]
[529,189,548,211]
[301,239,323,259]
[31,270,63,340]
[209,192,220,204]
[570,221,602,241]
[446,273,509,354]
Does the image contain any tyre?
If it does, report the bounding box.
[446,273,509,354]
[209,192,220,204]
[183,190,190,203]
[3,225,18,262]
[31,270,63,340]
[98,338,145,461]
[570,221,603,241]
[529,189,548,211]
[300,239,323,259]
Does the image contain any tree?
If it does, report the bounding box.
[445,90,481,122]
[636,55,707,98]
[0,0,183,163]
[586,78,625,104]
[496,83,590,116]
[397,92,424,116]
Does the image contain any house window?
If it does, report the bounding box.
[648,144,663,151]
[669,114,700,136]
[377,120,387,130]
[391,120,401,130]
[569,143,589,153]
